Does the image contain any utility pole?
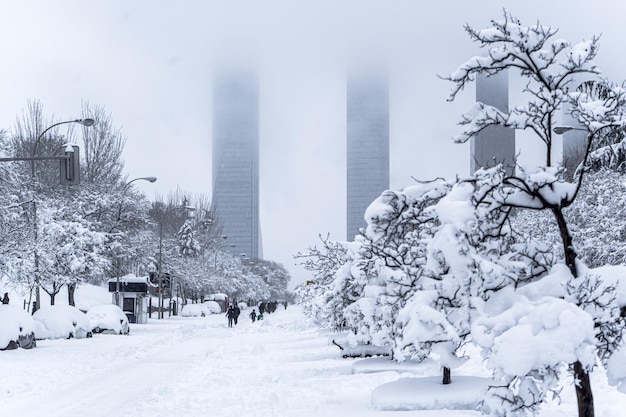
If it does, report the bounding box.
[114,176,157,307]
[158,219,164,319]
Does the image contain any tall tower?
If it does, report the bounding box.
[472,71,515,175]
[211,67,261,260]
[562,79,603,179]
[346,71,390,240]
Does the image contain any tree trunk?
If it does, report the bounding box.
[45,282,62,306]
[552,207,595,417]
[574,360,595,417]
[442,367,451,385]
[67,283,76,306]
[552,207,577,276]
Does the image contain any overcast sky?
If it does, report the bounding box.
[1,1,625,288]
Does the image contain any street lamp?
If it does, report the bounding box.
[114,176,157,228]
[208,236,235,302]
[125,176,157,187]
[553,125,585,135]
[32,118,95,177]
[114,176,158,232]
[166,199,198,317]
[554,123,626,179]
[211,236,235,267]
[31,118,95,313]
[155,199,196,319]
[114,176,157,306]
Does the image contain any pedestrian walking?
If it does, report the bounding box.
[2,292,9,304]
[249,309,257,322]
[234,304,241,325]
[226,305,236,328]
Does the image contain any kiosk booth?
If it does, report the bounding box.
[108,274,149,324]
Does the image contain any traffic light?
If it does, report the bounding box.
[59,145,80,185]
[162,273,171,289]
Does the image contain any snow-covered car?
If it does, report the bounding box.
[86,304,130,335]
[33,305,93,340]
[180,303,211,317]
[0,305,36,350]
[180,301,222,317]
[203,293,227,312]
[204,300,223,314]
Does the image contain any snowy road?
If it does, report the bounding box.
[4,305,623,416]
[2,306,465,417]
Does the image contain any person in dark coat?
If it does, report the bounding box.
[249,309,257,323]
[2,292,9,304]
[233,304,241,325]
[226,306,236,328]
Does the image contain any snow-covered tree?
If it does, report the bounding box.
[36,199,109,305]
[242,259,291,301]
[359,180,450,348]
[326,242,374,333]
[364,170,538,385]
[79,101,126,186]
[295,234,349,324]
[177,218,201,258]
[512,168,626,268]
[443,10,626,416]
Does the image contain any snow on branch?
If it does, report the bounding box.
[453,103,507,143]
[443,9,599,105]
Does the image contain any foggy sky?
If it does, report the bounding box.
[1,1,625,287]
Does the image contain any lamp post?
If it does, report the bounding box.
[553,123,626,182]
[114,176,157,307]
[31,118,95,177]
[212,237,235,279]
[151,200,186,319]
[553,124,592,179]
[113,176,158,233]
[158,218,164,319]
[168,199,197,317]
[211,236,235,268]
[31,118,95,313]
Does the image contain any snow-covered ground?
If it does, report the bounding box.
[1,289,625,416]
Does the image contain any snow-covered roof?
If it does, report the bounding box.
[107,274,149,284]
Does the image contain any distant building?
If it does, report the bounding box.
[346,71,390,240]
[472,71,515,175]
[561,79,604,179]
[211,67,262,260]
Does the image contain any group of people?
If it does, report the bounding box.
[226,304,241,328]
[226,300,290,327]
[259,300,286,315]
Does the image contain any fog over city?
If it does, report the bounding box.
[0,1,625,286]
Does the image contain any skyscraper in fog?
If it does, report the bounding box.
[562,79,601,179]
[472,71,515,175]
[346,71,390,240]
[211,67,262,260]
